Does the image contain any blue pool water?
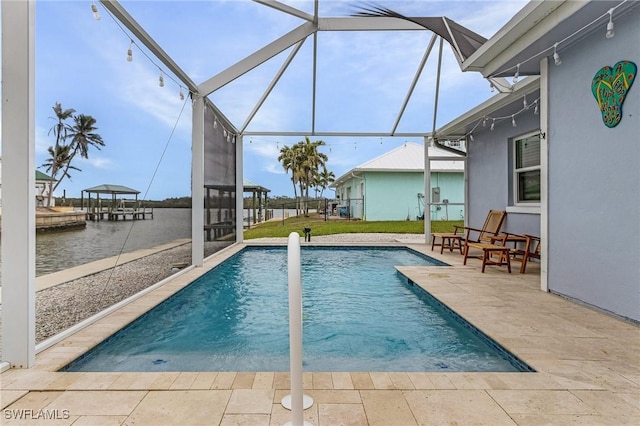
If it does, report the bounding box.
[62,247,533,372]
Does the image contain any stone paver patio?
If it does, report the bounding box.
[1,241,638,425]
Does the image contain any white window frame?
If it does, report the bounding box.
[513,130,541,207]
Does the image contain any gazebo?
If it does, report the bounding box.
[82,184,152,221]
[243,178,270,227]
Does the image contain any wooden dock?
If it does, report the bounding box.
[86,207,154,221]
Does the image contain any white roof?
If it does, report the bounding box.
[333,142,464,186]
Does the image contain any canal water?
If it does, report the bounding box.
[0,208,192,281]
[0,208,300,283]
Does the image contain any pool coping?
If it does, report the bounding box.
[2,241,638,424]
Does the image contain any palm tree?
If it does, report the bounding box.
[41,144,81,181]
[44,103,75,206]
[40,144,81,205]
[316,167,335,198]
[278,145,300,215]
[296,137,327,216]
[52,114,105,194]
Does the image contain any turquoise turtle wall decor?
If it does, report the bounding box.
[591,61,636,128]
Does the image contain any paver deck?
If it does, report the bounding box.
[1,242,638,425]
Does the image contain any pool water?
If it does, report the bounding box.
[62,247,532,372]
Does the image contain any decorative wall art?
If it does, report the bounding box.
[591,60,636,128]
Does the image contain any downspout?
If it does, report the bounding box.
[540,57,549,292]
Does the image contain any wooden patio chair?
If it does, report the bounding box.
[509,234,541,273]
[463,232,512,273]
[431,210,506,254]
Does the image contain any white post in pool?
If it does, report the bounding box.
[282,232,314,426]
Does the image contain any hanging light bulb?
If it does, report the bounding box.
[158,72,164,87]
[179,89,185,101]
[490,119,495,131]
[606,8,615,38]
[534,100,539,115]
[223,129,227,138]
[91,2,101,20]
[553,43,562,66]
[227,134,231,143]
[126,41,133,62]
[513,63,520,84]
[213,117,218,129]
[482,117,487,127]
[523,94,528,109]
[469,133,474,142]
[512,114,517,127]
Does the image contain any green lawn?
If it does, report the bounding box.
[243,215,464,239]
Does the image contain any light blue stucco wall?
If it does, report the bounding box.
[334,171,465,221]
[467,111,540,236]
[547,6,639,321]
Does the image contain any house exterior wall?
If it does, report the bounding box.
[547,7,639,321]
[334,171,464,221]
[467,111,540,236]
[364,172,424,221]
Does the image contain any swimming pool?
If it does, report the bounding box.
[62,246,533,372]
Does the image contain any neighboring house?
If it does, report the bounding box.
[331,143,465,221]
[437,1,639,322]
[35,170,57,207]
[0,157,57,208]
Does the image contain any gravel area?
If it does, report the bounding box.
[0,234,425,358]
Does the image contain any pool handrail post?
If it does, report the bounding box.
[282,232,314,426]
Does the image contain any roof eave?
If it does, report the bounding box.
[462,0,589,77]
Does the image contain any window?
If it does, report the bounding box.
[514,132,541,204]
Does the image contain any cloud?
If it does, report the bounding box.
[76,156,113,170]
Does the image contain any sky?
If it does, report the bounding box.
[3,0,528,200]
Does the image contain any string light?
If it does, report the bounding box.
[213,117,218,129]
[488,0,627,79]
[606,8,615,38]
[96,4,190,101]
[223,129,227,138]
[513,63,520,84]
[511,114,517,127]
[523,94,528,109]
[482,117,487,127]
[534,100,539,115]
[126,41,133,62]
[490,119,495,131]
[553,43,562,66]
[91,2,101,20]
[469,133,474,142]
